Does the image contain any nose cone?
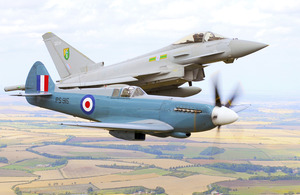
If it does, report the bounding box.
[230,39,268,58]
[211,106,238,126]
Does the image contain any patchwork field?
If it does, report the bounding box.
[0,96,300,194]
[33,145,155,158]
[250,160,300,168]
[89,174,235,195]
[122,158,193,169]
[0,182,31,195]
[217,180,300,195]
[34,169,64,180]
[0,145,42,163]
[61,159,133,178]
[17,173,234,195]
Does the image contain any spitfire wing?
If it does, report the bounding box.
[61,119,174,133]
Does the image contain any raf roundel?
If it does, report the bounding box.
[80,95,95,115]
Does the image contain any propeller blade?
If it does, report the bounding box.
[225,96,235,108]
[212,75,222,107]
[215,88,222,107]
[225,83,241,108]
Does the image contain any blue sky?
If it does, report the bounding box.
[1,0,300,100]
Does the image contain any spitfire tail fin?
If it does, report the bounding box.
[42,32,95,79]
[25,61,55,94]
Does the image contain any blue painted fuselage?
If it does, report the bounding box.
[26,91,216,134]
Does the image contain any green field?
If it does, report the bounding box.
[121,168,170,176]
[229,184,300,195]
[178,166,270,179]
[261,148,300,160]
[1,158,65,172]
[223,148,270,160]
[163,146,206,158]
[156,145,274,161]
[98,186,167,195]
[21,183,98,194]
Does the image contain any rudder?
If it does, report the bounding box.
[25,61,55,94]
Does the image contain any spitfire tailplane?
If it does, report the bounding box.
[42,32,96,79]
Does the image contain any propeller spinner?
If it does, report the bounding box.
[212,106,238,126]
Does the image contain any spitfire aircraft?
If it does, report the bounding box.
[4,31,267,97]
[6,61,245,141]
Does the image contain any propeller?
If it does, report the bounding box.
[209,75,245,162]
[211,74,240,130]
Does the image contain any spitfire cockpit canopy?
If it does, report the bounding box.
[112,86,146,98]
[173,31,226,45]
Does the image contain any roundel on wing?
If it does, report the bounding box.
[80,95,95,115]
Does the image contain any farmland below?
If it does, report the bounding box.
[0,95,300,194]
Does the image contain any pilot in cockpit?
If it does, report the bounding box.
[193,33,203,42]
[120,86,146,98]
[121,88,131,97]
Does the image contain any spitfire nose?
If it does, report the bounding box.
[211,106,238,126]
[229,39,268,58]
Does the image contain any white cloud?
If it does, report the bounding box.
[209,1,271,28]
[258,0,300,13]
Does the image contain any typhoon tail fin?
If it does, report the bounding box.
[42,32,95,79]
[25,61,55,95]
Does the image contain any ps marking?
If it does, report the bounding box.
[80,95,95,115]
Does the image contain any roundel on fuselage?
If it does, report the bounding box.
[80,95,95,115]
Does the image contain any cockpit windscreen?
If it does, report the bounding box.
[173,31,226,45]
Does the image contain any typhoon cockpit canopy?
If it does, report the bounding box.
[173,31,226,44]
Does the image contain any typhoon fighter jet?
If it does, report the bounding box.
[5,31,267,97]
[6,61,245,141]
[43,31,267,97]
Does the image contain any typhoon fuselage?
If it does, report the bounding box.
[5,31,267,97]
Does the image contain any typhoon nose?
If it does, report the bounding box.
[211,106,239,126]
[230,39,268,58]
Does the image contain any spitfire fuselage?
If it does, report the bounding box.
[26,87,216,138]
[7,61,240,141]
